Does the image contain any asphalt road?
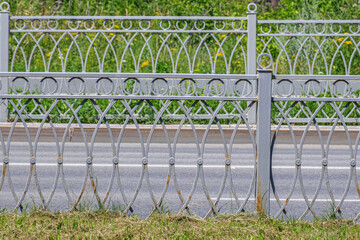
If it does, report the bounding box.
[1,141,360,220]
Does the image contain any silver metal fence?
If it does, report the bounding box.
[1,2,360,220]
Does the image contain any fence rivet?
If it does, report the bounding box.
[113,157,119,165]
[197,158,203,165]
[30,158,36,164]
[350,159,356,167]
[86,157,92,165]
[169,157,175,165]
[225,159,231,166]
[3,157,9,164]
[142,157,148,165]
[322,159,328,166]
[57,158,63,164]
[295,160,301,166]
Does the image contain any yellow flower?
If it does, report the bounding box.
[218,53,223,57]
[71,32,77,36]
[314,49,318,52]
[46,53,51,57]
[221,34,226,38]
[338,38,344,41]
[141,60,150,67]
[215,42,218,45]
[170,48,177,51]
[237,61,241,64]
[109,33,114,36]
[241,70,245,72]
[292,55,296,58]
[194,69,200,72]
[345,41,352,45]
[115,25,120,29]
[64,48,68,52]
[326,56,330,59]
[344,32,349,34]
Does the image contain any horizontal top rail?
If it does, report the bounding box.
[259,20,360,24]
[0,72,258,79]
[10,16,249,21]
[274,74,360,80]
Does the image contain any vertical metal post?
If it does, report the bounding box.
[247,4,257,124]
[256,69,272,215]
[0,3,9,122]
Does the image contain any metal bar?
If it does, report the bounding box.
[10,30,248,33]
[0,9,9,122]
[259,20,360,24]
[256,69,272,215]
[10,16,248,20]
[0,72,258,79]
[246,9,257,124]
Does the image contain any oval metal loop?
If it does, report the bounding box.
[11,77,30,95]
[247,3,257,13]
[304,79,322,97]
[0,2,10,12]
[257,53,272,69]
[96,77,114,95]
[40,77,58,95]
[67,77,85,95]
[275,79,294,97]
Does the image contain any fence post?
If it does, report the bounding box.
[247,3,257,124]
[256,68,272,215]
[0,2,9,122]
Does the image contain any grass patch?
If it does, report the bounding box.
[0,211,359,239]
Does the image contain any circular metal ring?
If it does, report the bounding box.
[3,157,9,164]
[87,157,92,165]
[103,19,115,30]
[178,78,197,96]
[151,78,169,95]
[47,19,59,30]
[176,20,187,30]
[121,20,132,30]
[234,79,253,97]
[260,23,271,34]
[0,2,10,12]
[139,20,151,30]
[275,79,294,97]
[247,3,257,13]
[294,23,305,34]
[231,20,243,31]
[31,19,42,30]
[15,19,26,30]
[96,77,114,95]
[257,53,272,69]
[330,23,341,34]
[194,20,205,30]
[84,20,95,30]
[11,77,30,94]
[304,79,322,97]
[214,20,225,30]
[67,77,85,95]
[160,20,171,30]
[332,79,350,97]
[207,79,225,96]
[123,78,141,95]
[30,158,36,164]
[40,77,58,95]
[314,23,325,34]
[276,23,288,34]
[57,158,63,164]
[68,20,81,30]
[349,23,360,34]
[350,159,356,167]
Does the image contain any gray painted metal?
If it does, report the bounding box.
[1,2,360,220]
[256,68,272,215]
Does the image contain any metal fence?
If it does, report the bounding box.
[1,2,360,220]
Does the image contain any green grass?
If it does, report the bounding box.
[0,211,359,239]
